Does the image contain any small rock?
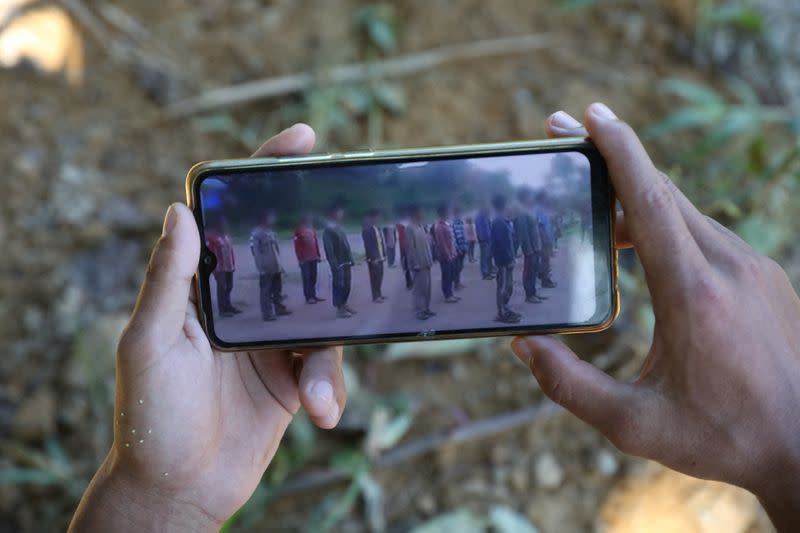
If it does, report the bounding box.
[510,465,529,492]
[133,61,182,104]
[534,452,564,490]
[594,449,619,477]
[14,146,46,178]
[13,388,56,441]
[493,465,510,487]
[53,164,99,223]
[495,381,512,400]
[461,476,490,496]
[451,361,467,381]
[416,492,437,515]
[490,444,513,465]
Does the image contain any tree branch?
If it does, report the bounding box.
[164,33,555,119]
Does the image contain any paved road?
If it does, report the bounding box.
[211,233,598,344]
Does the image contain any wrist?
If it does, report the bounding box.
[70,451,221,533]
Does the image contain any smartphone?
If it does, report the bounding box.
[186,138,618,351]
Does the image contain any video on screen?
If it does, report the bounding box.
[199,151,602,344]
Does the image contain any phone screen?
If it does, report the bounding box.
[194,146,615,348]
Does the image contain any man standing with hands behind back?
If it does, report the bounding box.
[293,213,324,305]
[250,209,291,321]
[362,208,387,303]
[405,204,435,321]
[323,204,356,319]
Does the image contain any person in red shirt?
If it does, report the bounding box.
[205,216,241,317]
[293,213,324,304]
[433,203,460,303]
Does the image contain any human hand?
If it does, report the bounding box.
[511,103,800,530]
[70,125,347,533]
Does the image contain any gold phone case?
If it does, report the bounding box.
[186,138,619,352]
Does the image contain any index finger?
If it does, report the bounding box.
[583,103,706,294]
[252,123,316,157]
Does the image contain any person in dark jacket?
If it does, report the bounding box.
[396,211,413,289]
[293,213,324,304]
[451,204,468,290]
[515,187,545,304]
[475,205,495,280]
[362,209,387,303]
[323,205,356,318]
[490,195,520,323]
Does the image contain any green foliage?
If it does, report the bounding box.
[648,72,800,265]
[192,113,260,149]
[698,1,764,34]
[408,505,540,533]
[353,4,398,53]
[291,3,406,148]
[644,78,790,152]
[0,438,85,498]
[556,0,600,10]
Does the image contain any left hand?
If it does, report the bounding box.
[70,124,347,533]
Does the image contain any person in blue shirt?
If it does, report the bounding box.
[490,195,520,324]
[474,205,495,280]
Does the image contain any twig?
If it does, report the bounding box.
[56,0,190,84]
[164,33,555,119]
[272,402,562,499]
[56,0,118,58]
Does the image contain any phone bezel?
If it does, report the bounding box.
[186,138,619,351]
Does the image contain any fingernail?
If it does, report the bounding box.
[589,102,618,121]
[308,380,334,406]
[550,111,583,131]
[162,204,178,237]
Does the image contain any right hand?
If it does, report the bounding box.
[511,103,800,530]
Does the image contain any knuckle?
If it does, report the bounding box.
[729,252,771,282]
[147,236,174,273]
[611,118,636,139]
[117,320,156,356]
[537,369,572,407]
[757,255,786,280]
[117,322,140,355]
[547,377,571,407]
[689,276,727,311]
[640,181,674,213]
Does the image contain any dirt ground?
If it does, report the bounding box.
[2,0,797,531]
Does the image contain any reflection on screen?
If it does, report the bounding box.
[200,151,597,344]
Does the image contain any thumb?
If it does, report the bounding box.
[122,203,200,353]
[511,336,643,451]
